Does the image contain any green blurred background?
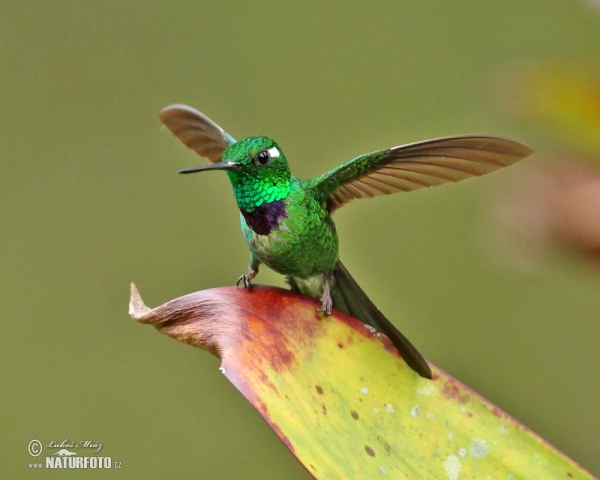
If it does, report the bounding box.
[2,1,599,478]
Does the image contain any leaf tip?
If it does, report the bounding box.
[129,282,151,320]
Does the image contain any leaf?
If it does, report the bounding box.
[129,283,595,479]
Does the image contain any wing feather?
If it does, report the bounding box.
[159,104,236,163]
[348,181,375,198]
[359,176,396,194]
[378,167,449,187]
[308,135,533,212]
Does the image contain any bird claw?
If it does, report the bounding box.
[316,291,333,315]
[237,270,257,290]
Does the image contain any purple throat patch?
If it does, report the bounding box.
[242,200,288,235]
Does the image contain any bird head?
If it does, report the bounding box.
[180,136,292,211]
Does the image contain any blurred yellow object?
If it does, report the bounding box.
[520,66,600,156]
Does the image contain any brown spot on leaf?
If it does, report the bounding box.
[257,370,278,394]
[567,473,573,478]
[351,411,359,420]
[337,341,344,348]
[255,399,269,416]
[316,385,323,395]
[322,405,327,416]
[383,341,397,354]
[442,381,469,404]
[230,287,322,375]
[365,445,375,457]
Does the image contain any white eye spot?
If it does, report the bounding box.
[267,147,280,158]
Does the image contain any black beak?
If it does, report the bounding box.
[179,161,239,174]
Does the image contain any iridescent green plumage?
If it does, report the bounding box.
[160,104,534,379]
[224,137,292,210]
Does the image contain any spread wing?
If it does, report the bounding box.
[307,135,534,213]
[159,104,236,163]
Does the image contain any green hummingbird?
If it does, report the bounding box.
[159,104,533,379]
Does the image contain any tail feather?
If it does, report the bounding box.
[330,260,432,379]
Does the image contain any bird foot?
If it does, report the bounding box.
[237,270,257,290]
[316,290,333,315]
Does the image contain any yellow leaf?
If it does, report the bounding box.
[130,284,595,479]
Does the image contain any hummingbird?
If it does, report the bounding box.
[159,104,533,379]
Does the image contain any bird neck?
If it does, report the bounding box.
[227,169,292,212]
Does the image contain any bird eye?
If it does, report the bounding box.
[255,150,270,165]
